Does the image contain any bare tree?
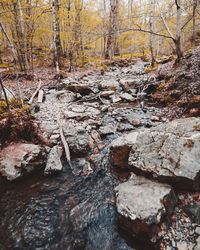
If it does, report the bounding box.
[149,0,156,66]
[105,0,120,59]
[52,0,62,74]
[192,0,198,43]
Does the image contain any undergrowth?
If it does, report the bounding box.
[0,98,45,146]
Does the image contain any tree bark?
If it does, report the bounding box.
[52,0,62,74]
[192,0,198,43]
[149,0,156,66]
[175,0,183,62]
[105,0,120,59]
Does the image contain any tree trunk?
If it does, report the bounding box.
[0,77,10,112]
[174,37,183,62]
[52,0,62,74]
[17,0,29,74]
[105,0,120,59]
[192,0,198,43]
[149,0,156,66]
[175,0,183,62]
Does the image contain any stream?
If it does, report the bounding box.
[0,60,167,250]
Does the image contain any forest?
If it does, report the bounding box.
[0,1,200,250]
[0,0,199,74]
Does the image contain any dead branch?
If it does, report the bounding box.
[28,80,41,105]
[57,112,72,169]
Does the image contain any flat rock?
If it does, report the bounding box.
[63,122,91,156]
[110,132,139,168]
[128,117,200,190]
[115,174,176,240]
[64,83,95,95]
[0,143,46,180]
[99,79,120,91]
[99,124,117,136]
[120,93,135,102]
[44,146,63,175]
[100,90,115,97]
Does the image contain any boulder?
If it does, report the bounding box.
[128,117,200,190]
[109,132,139,168]
[0,143,46,180]
[115,174,176,241]
[63,123,91,156]
[44,146,63,175]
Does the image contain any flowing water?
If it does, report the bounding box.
[0,61,159,250]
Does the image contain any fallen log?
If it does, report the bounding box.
[28,81,41,105]
[57,113,72,169]
[37,89,44,103]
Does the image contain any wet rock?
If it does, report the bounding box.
[128,117,200,190]
[0,143,46,180]
[120,93,135,102]
[184,205,200,224]
[63,123,91,156]
[110,132,138,168]
[71,158,93,176]
[99,79,120,91]
[44,146,63,175]
[115,175,176,241]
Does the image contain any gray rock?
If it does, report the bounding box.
[119,79,136,91]
[0,143,46,180]
[44,146,63,175]
[100,90,115,97]
[64,83,96,95]
[110,132,139,168]
[128,118,200,190]
[115,174,176,240]
[63,123,91,156]
[120,93,135,102]
[195,226,200,235]
[99,79,119,91]
[194,236,200,250]
[99,124,117,136]
[184,205,200,224]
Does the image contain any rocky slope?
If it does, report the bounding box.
[152,46,200,117]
